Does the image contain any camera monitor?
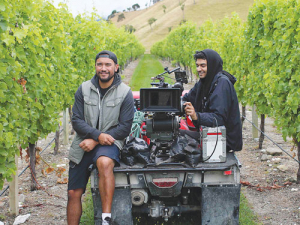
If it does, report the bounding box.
[140,88,181,112]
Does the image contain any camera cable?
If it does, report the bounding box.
[202,117,219,162]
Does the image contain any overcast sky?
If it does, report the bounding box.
[51,0,151,18]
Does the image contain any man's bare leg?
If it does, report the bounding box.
[97,156,115,213]
[67,188,84,225]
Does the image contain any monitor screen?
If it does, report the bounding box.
[140,88,181,112]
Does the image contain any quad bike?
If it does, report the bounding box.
[91,67,241,225]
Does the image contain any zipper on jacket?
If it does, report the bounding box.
[96,88,101,130]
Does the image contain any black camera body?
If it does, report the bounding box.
[140,88,184,141]
[139,68,188,160]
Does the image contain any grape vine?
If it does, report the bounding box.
[151,0,300,179]
[0,0,144,188]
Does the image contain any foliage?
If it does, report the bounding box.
[148,17,157,30]
[0,0,144,189]
[124,24,136,33]
[108,10,117,20]
[117,13,125,22]
[239,193,261,224]
[179,19,187,25]
[162,5,166,14]
[244,0,300,142]
[151,0,300,144]
[181,4,185,10]
[132,3,140,11]
[181,4,185,20]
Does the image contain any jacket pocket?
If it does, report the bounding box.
[69,135,85,164]
[83,96,99,127]
[105,97,122,107]
[102,97,123,129]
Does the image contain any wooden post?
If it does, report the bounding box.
[252,105,258,139]
[54,124,60,155]
[189,67,193,83]
[258,114,265,149]
[69,106,75,135]
[63,108,69,145]
[296,140,300,184]
[9,155,19,215]
[241,105,246,126]
[29,143,37,191]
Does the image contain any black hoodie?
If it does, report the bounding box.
[195,49,223,112]
[183,49,243,151]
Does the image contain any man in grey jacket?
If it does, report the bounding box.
[67,50,134,225]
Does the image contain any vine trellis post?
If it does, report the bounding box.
[9,155,19,215]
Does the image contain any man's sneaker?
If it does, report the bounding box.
[102,217,111,225]
[101,216,119,225]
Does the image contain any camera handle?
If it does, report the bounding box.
[151,67,181,88]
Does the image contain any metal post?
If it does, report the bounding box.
[252,105,258,140]
[63,108,69,145]
[9,155,19,215]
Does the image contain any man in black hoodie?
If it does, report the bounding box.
[183,49,242,151]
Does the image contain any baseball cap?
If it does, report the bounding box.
[95,50,119,73]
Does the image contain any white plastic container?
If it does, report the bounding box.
[202,126,226,163]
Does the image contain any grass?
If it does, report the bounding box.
[129,54,173,91]
[80,182,94,224]
[81,55,260,224]
[239,192,261,225]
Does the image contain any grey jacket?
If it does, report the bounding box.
[69,74,134,164]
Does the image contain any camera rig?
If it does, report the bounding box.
[140,67,188,161]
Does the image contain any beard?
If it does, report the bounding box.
[98,71,115,83]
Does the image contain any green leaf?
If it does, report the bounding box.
[0,21,8,32]
[297,125,300,133]
[0,62,7,75]
[14,29,27,41]
[33,101,43,110]
[21,143,28,149]
[0,90,4,100]
[24,96,33,102]
[2,34,15,45]
[5,132,13,143]
[0,82,7,90]
[0,150,8,157]
[0,165,5,174]
[0,1,5,11]
[0,155,5,163]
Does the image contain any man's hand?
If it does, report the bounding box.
[184,102,198,120]
[98,133,115,146]
[79,139,99,152]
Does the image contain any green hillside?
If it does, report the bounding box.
[111,0,254,51]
